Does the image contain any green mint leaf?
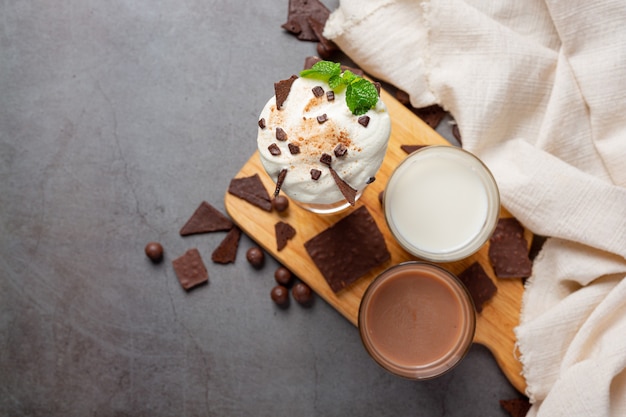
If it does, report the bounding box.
[346,78,379,116]
[328,74,343,89]
[299,61,341,80]
[341,70,358,85]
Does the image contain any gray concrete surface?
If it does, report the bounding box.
[1,1,523,416]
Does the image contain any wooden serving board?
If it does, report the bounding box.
[224,87,527,393]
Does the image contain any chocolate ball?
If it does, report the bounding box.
[271,285,289,308]
[246,247,265,268]
[145,242,163,263]
[274,266,293,286]
[292,282,313,306]
[272,195,289,212]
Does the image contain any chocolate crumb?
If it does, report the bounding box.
[310,169,322,180]
[274,75,298,109]
[320,153,332,166]
[316,114,328,124]
[312,86,324,97]
[275,127,288,141]
[274,169,288,197]
[326,91,335,101]
[358,115,370,127]
[258,118,266,129]
[333,143,347,157]
[288,143,300,154]
[268,143,281,156]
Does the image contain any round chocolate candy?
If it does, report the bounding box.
[246,247,265,268]
[145,242,164,263]
[271,285,289,308]
[272,195,289,212]
[292,282,313,306]
[274,266,293,286]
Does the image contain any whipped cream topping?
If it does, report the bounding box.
[257,76,391,205]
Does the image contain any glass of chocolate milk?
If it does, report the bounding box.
[359,262,476,379]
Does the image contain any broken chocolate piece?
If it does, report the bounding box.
[329,167,357,206]
[172,248,208,291]
[211,226,241,264]
[275,127,288,141]
[457,262,497,313]
[489,218,533,278]
[288,143,300,154]
[274,75,298,110]
[274,169,288,197]
[312,86,324,97]
[319,153,332,166]
[310,169,322,180]
[275,221,296,251]
[316,114,328,124]
[358,115,370,127]
[179,201,233,236]
[228,174,273,212]
[268,143,281,156]
[326,91,335,101]
[333,143,347,157]
[400,144,428,154]
[308,16,338,55]
[258,118,266,129]
[281,0,330,41]
[412,104,446,129]
[499,398,531,417]
[304,206,390,292]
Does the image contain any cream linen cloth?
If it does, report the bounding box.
[324,1,626,416]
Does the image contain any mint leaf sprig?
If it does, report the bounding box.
[300,61,379,116]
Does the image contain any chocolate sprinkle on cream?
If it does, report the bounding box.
[274,75,298,110]
[274,168,288,197]
[333,143,347,157]
[320,153,332,166]
[310,169,322,180]
[326,91,335,101]
[358,115,370,127]
[329,167,357,206]
[317,114,328,124]
[258,118,266,129]
[268,143,281,156]
[275,127,288,141]
[312,86,324,97]
[288,143,300,154]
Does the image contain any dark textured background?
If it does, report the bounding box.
[1,1,523,415]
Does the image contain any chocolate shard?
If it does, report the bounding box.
[274,168,288,197]
[333,143,348,157]
[172,248,208,291]
[317,113,328,124]
[268,143,281,156]
[275,127,288,141]
[320,153,332,166]
[304,206,390,292]
[228,174,273,212]
[281,0,330,41]
[326,91,335,101]
[358,115,370,127]
[288,143,300,155]
[274,75,298,110]
[457,262,497,313]
[211,226,242,264]
[312,86,324,97]
[489,218,533,278]
[180,201,234,236]
[412,104,446,129]
[258,118,266,129]
[400,144,428,154]
[275,221,296,251]
[329,167,357,206]
[310,169,321,180]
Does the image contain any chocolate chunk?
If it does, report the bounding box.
[288,143,300,154]
[271,285,290,308]
[172,248,208,291]
[180,201,234,236]
[228,174,273,212]
[319,153,332,166]
[292,282,313,306]
[489,218,533,278]
[400,144,428,154]
[412,104,446,129]
[274,75,298,110]
[258,118,266,129]
[275,127,288,141]
[281,0,330,41]
[144,242,164,263]
[275,221,296,251]
[457,262,497,313]
[211,226,241,264]
[499,398,531,417]
[246,247,265,268]
[273,169,288,197]
[326,91,335,101]
[268,143,281,156]
[317,114,328,124]
[333,143,347,157]
[304,206,390,292]
[310,169,322,180]
[312,86,324,97]
[272,195,289,212]
[329,167,357,206]
[358,115,370,127]
[274,266,293,286]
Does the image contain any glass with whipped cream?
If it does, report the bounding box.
[384,146,500,262]
[257,63,391,214]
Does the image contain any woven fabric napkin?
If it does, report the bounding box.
[325,1,626,416]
